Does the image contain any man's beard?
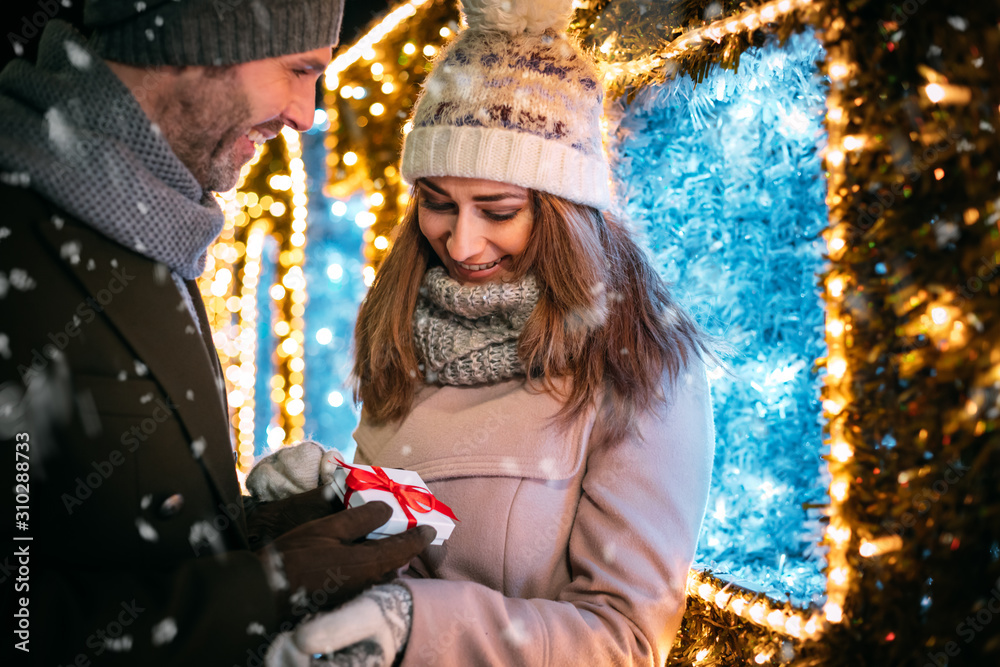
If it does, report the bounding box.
[154,70,253,193]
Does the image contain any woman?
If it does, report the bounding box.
[259,0,715,664]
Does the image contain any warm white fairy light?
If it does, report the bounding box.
[599,0,818,86]
[324,0,432,89]
[233,223,266,468]
[821,30,858,636]
[831,440,853,462]
[277,126,310,444]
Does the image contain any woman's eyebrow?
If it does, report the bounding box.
[418,180,448,196]
[417,180,524,202]
[471,193,525,202]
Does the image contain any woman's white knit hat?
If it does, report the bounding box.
[401,0,612,210]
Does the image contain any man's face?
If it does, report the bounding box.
[153,46,332,193]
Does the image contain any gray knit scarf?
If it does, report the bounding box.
[0,20,224,281]
[414,266,540,386]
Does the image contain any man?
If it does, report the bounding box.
[0,1,433,664]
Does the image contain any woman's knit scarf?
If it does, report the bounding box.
[413,266,540,386]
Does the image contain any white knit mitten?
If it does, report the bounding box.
[265,584,413,667]
[246,440,329,502]
[318,447,349,487]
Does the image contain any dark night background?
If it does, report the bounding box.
[0,0,394,72]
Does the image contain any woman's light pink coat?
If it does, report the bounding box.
[354,366,715,666]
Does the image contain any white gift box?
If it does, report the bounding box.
[328,461,456,546]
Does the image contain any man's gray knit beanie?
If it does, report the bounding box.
[84,0,344,66]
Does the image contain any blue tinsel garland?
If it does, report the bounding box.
[608,30,830,604]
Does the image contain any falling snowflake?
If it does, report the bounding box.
[134,238,148,253]
[947,15,969,31]
[257,545,288,590]
[190,437,206,459]
[152,263,169,284]
[602,542,617,564]
[9,269,36,291]
[151,618,177,646]
[137,201,149,215]
[0,334,10,360]
[60,241,82,264]
[64,41,92,69]
[935,221,960,246]
[145,29,155,41]
[400,444,412,456]
[501,618,529,646]
[538,458,556,477]
[134,360,148,376]
[246,621,266,636]
[136,518,158,542]
[103,635,133,652]
[110,258,118,268]
[154,15,164,26]
[140,393,154,404]
[12,41,23,56]
[289,588,308,608]
[117,370,128,381]
[135,1,147,10]
[0,172,30,187]
[45,107,76,155]
[0,227,10,242]
[184,325,195,334]
[86,258,95,271]
[141,494,152,509]
[0,274,7,299]
[189,521,224,555]
[185,390,194,401]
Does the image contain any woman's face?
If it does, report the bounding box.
[417,176,533,284]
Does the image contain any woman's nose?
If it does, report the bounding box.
[446,210,486,261]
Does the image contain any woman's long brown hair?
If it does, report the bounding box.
[352,184,712,448]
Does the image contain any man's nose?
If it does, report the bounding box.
[281,84,317,132]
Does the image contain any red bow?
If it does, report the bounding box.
[337,461,458,530]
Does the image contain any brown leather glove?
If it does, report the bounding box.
[245,486,347,549]
[255,501,435,625]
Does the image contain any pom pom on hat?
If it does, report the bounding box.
[462,0,575,35]
[402,0,612,210]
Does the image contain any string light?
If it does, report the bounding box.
[324,0,432,89]
[598,0,818,87]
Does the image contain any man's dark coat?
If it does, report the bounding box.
[1,183,280,666]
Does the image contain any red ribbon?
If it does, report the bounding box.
[336,461,458,530]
